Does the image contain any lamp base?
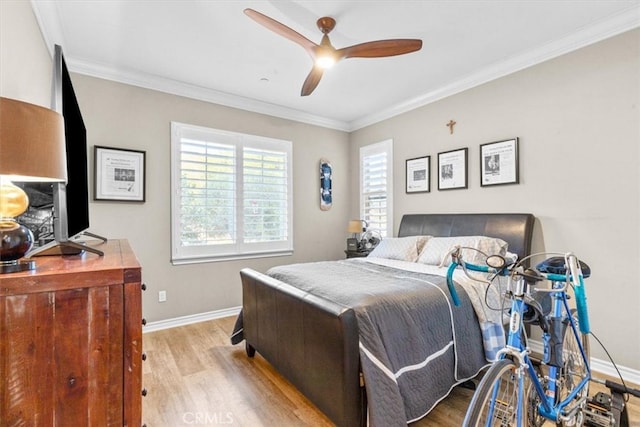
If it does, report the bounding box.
[0,259,35,274]
[0,219,35,273]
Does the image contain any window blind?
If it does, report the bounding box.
[171,122,293,264]
[360,140,393,237]
[243,148,289,243]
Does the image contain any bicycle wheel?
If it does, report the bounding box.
[526,372,547,427]
[556,309,590,426]
[463,358,535,426]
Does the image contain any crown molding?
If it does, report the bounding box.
[67,58,352,132]
[30,0,59,58]
[29,1,350,132]
[348,5,640,131]
[31,1,639,133]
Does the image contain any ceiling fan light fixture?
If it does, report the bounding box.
[315,43,337,69]
[316,54,336,69]
[244,8,422,96]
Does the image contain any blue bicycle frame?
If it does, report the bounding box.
[512,277,591,422]
[447,253,592,424]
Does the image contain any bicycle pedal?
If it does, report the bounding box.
[584,392,615,427]
[591,392,612,408]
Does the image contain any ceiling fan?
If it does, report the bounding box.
[244,8,423,96]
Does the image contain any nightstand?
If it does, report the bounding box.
[344,249,371,258]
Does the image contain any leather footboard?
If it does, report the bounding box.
[240,268,365,427]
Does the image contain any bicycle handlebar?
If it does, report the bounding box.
[445,247,498,307]
[567,254,591,333]
[446,262,462,306]
[445,248,589,325]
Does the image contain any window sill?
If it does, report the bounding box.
[171,250,294,266]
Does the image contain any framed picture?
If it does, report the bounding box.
[406,155,430,193]
[480,138,519,187]
[94,146,146,202]
[438,148,468,190]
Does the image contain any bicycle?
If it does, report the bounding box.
[445,248,595,426]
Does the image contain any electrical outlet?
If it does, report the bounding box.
[158,290,167,302]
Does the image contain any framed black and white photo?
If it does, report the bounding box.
[94,146,146,202]
[480,138,519,187]
[438,148,468,190]
[406,155,430,193]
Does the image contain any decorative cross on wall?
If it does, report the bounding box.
[446,119,456,134]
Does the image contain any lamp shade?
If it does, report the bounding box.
[0,97,66,182]
[347,220,364,234]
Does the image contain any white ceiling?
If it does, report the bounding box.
[32,1,640,131]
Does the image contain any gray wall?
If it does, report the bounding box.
[70,75,349,322]
[0,1,52,107]
[2,1,638,372]
[349,29,640,370]
[1,0,350,324]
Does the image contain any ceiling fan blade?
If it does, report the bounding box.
[244,8,317,57]
[337,39,422,59]
[301,67,324,96]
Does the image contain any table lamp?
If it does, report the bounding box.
[0,97,66,273]
[346,219,367,251]
[347,219,366,237]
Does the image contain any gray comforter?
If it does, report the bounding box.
[267,259,486,426]
[231,259,487,425]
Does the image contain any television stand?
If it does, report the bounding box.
[26,231,108,257]
[79,231,108,243]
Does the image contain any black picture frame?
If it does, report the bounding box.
[94,146,146,202]
[480,138,519,187]
[406,155,430,193]
[437,148,468,190]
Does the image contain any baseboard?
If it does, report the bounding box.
[143,312,639,386]
[143,306,241,333]
[529,340,640,385]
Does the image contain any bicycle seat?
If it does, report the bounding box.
[536,256,591,278]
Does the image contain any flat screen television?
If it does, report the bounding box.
[16,45,105,256]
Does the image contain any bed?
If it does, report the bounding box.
[232,213,535,426]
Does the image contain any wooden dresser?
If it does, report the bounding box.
[0,239,144,426]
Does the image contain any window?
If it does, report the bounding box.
[360,139,393,237]
[171,122,293,264]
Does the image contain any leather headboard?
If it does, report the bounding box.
[398,213,535,261]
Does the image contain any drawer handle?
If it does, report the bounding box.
[142,352,147,361]
[142,318,147,326]
[141,388,148,397]
[141,283,147,291]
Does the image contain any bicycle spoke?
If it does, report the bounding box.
[555,309,590,425]
[464,359,524,426]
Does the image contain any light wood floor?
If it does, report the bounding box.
[142,316,639,426]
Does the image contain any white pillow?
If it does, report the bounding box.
[368,236,431,262]
[416,236,508,266]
